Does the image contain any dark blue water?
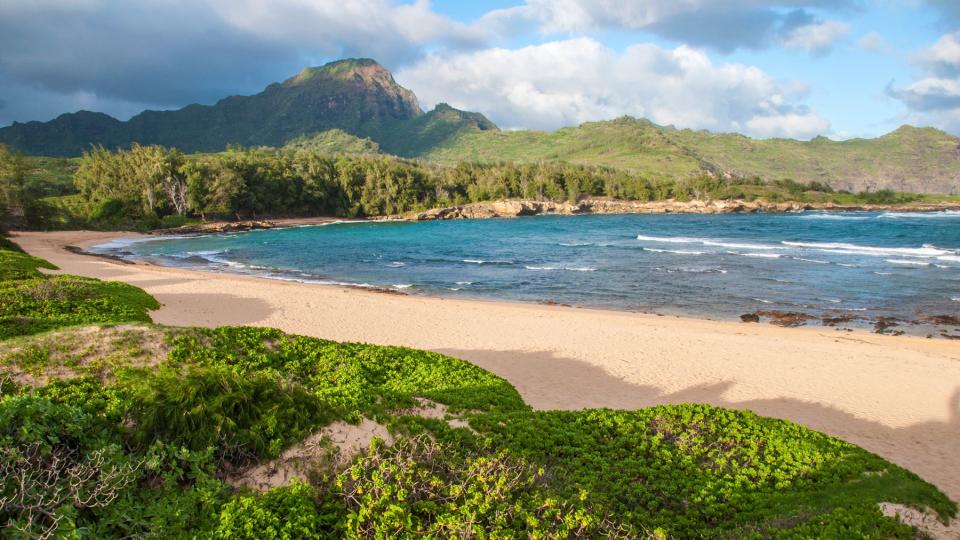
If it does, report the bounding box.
[95,211,960,326]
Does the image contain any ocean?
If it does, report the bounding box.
[93,210,960,334]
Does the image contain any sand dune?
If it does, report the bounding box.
[11,230,960,502]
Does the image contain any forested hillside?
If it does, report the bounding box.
[420,117,960,194]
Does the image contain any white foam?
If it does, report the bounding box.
[793,257,831,265]
[455,281,473,285]
[878,210,960,219]
[387,261,405,267]
[89,236,153,252]
[798,213,869,220]
[703,240,779,250]
[393,284,413,289]
[783,241,952,258]
[952,297,960,302]
[886,259,930,266]
[874,271,893,275]
[463,259,512,265]
[558,242,592,247]
[636,235,704,244]
[752,298,773,304]
[938,255,960,263]
[644,248,705,255]
[525,265,596,272]
[741,253,781,258]
[319,220,369,226]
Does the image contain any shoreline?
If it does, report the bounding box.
[10,229,960,502]
[145,199,960,235]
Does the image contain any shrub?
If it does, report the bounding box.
[216,482,338,540]
[166,326,528,418]
[0,275,159,339]
[125,366,335,464]
[0,247,57,280]
[0,395,139,538]
[337,436,635,538]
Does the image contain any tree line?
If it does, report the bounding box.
[2,142,914,230]
[67,145,846,220]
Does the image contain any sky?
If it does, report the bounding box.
[0,1,958,140]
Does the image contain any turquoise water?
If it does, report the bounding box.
[96,211,960,328]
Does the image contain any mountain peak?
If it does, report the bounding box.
[286,58,392,86]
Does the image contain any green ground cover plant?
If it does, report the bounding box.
[0,239,955,538]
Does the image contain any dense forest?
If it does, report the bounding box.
[0,142,935,232]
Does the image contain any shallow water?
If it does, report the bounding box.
[95,211,960,330]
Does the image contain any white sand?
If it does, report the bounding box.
[11,230,960,502]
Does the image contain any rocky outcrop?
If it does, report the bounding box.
[149,220,277,235]
[402,198,960,221]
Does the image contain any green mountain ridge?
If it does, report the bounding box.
[419,117,960,194]
[2,59,959,193]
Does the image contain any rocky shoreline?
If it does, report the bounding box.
[148,199,960,234]
[739,309,960,339]
[398,198,960,221]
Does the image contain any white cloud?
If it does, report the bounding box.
[917,31,960,74]
[856,31,890,53]
[482,0,855,54]
[781,20,850,55]
[889,32,960,132]
[396,38,829,139]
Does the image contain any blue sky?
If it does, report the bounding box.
[1,1,958,139]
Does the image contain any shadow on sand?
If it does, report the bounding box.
[435,347,960,503]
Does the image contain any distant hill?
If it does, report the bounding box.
[2,59,959,194]
[282,129,382,155]
[419,117,960,194]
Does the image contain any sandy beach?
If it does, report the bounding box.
[10,229,960,502]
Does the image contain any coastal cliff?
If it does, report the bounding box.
[398,198,960,221]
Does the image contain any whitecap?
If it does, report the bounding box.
[797,213,869,220]
[752,298,773,304]
[393,284,413,289]
[463,259,513,265]
[455,281,473,285]
[885,259,930,266]
[644,248,705,255]
[319,219,369,226]
[874,271,893,275]
[658,266,727,274]
[938,255,960,263]
[387,261,405,268]
[636,234,704,244]
[952,297,960,302]
[878,210,960,219]
[792,257,831,265]
[782,241,952,258]
[741,252,781,258]
[703,240,780,250]
[558,242,593,247]
[526,265,596,272]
